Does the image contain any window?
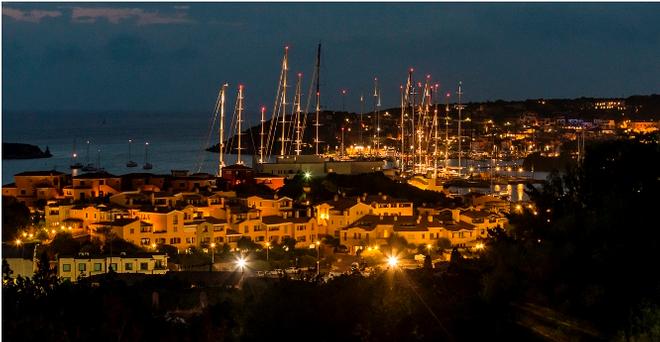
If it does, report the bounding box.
[140,262,148,270]
[78,263,87,272]
[215,237,224,243]
[62,264,71,272]
[110,263,117,271]
[170,237,181,244]
[93,263,102,272]
[125,262,133,271]
[140,238,150,245]
[130,228,134,234]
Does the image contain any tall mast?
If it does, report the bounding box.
[373,77,380,155]
[433,84,439,179]
[218,84,228,176]
[400,85,405,173]
[259,106,266,163]
[280,46,289,157]
[128,139,132,161]
[445,93,450,173]
[237,85,245,165]
[359,94,364,147]
[314,43,322,156]
[409,69,416,173]
[294,73,303,156]
[86,140,91,164]
[456,82,464,177]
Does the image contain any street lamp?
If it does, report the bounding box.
[387,256,399,268]
[426,244,433,256]
[236,256,247,273]
[210,242,216,269]
[475,242,485,251]
[315,240,321,276]
[265,242,270,262]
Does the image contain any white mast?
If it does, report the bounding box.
[456,82,464,177]
[433,86,439,179]
[373,77,380,155]
[259,106,266,163]
[445,93,450,173]
[294,73,303,156]
[218,84,228,176]
[314,43,322,156]
[237,85,244,165]
[359,94,364,147]
[280,47,289,157]
[400,85,405,173]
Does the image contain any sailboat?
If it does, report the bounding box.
[81,140,98,172]
[126,139,138,167]
[70,138,83,169]
[143,142,153,170]
[96,149,106,172]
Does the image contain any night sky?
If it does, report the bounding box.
[3,3,659,117]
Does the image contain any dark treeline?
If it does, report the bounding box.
[3,139,660,341]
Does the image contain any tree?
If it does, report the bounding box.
[2,259,14,282]
[48,232,80,258]
[385,234,409,253]
[423,255,433,270]
[2,196,31,241]
[436,237,452,250]
[32,251,58,294]
[281,236,297,252]
[237,237,259,251]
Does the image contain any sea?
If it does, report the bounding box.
[2,110,548,201]
[1,111,251,186]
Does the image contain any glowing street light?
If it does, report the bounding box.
[475,242,485,251]
[303,171,312,180]
[265,242,270,261]
[15,239,22,246]
[387,256,399,268]
[210,242,216,269]
[236,256,247,272]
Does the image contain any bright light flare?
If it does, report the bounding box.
[236,256,247,270]
[387,256,399,268]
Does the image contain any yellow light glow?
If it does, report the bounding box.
[15,239,22,246]
[475,242,485,250]
[210,242,216,248]
[236,257,247,269]
[387,256,399,268]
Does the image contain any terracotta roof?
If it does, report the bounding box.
[15,170,65,177]
[262,215,289,225]
[74,171,118,179]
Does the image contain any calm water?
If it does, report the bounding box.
[2,111,253,185]
[2,111,549,193]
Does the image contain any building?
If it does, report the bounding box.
[221,164,254,187]
[2,242,38,279]
[57,252,168,282]
[315,196,373,238]
[2,170,68,207]
[63,171,121,201]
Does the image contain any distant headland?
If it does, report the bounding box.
[2,143,52,160]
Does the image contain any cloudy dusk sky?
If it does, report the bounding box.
[3,2,659,116]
